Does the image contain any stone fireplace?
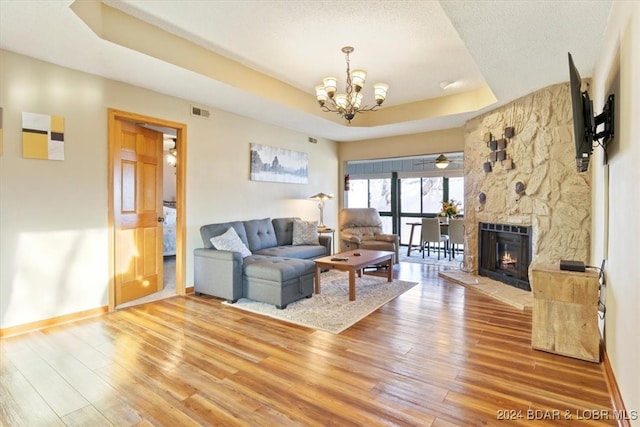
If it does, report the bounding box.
[478,222,532,291]
[460,83,592,288]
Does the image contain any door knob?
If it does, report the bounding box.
[157,217,165,223]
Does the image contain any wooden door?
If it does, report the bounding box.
[113,120,163,305]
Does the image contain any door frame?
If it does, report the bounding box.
[107,108,187,311]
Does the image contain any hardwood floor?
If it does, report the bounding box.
[0,263,617,426]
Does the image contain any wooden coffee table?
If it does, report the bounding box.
[314,249,394,301]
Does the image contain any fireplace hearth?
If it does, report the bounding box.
[478,222,532,291]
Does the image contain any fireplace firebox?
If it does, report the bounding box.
[478,222,532,291]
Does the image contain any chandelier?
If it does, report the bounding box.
[315,46,389,123]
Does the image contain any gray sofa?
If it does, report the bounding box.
[194,217,331,309]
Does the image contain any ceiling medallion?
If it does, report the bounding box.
[315,46,389,123]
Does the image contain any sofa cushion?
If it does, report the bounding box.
[243,256,315,282]
[272,217,296,246]
[210,227,252,258]
[254,245,326,259]
[244,218,278,252]
[292,218,319,245]
[200,221,249,249]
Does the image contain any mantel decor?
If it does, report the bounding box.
[315,46,389,123]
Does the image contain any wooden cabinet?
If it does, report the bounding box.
[530,264,600,362]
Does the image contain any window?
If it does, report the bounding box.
[399,177,444,215]
[421,177,444,213]
[345,161,464,244]
[348,179,369,208]
[398,176,461,244]
[448,176,465,214]
[369,178,391,212]
[346,178,392,234]
[347,178,391,211]
[400,178,421,213]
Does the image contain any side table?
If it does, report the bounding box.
[531,263,600,362]
[317,228,335,254]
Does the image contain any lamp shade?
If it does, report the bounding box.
[322,76,337,96]
[351,69,367,90]
[309,192,334,200]
[373,83,389,104]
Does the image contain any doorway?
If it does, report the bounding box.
[107,109,187,311]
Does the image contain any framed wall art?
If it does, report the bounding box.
[250,143,308,184]
[22,111,65,160]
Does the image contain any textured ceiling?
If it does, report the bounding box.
[0,0,612,142]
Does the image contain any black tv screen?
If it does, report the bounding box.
[568,52,594,172]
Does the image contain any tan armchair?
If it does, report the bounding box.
[339,208,399,264]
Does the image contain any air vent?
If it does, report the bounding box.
[191,105,210,118]
[308,137,318,144]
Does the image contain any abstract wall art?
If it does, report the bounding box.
[22,112,65,160]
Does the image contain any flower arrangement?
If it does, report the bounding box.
[440,199,461,219]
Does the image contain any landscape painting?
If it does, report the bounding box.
[250,143,308,184]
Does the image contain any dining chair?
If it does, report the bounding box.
[420,218,449,260]
[447,218,465,260]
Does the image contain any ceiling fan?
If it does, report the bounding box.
[413,154,452,169]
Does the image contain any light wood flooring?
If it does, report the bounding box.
[0,263,617,426]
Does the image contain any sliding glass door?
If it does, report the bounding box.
[347,175,464,244]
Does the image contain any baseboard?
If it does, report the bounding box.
[0,306,108,338]
[602,343,632,427]
[186,286,194,294]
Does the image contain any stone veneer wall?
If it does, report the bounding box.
[462,83,591,276]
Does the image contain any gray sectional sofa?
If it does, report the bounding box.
[194,217,332,309]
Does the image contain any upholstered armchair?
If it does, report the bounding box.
[339,208,399,264]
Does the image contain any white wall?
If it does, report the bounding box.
[0,50,338,330]
[591,2,640,421]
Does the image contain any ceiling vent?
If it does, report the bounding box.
[191,105,210,118]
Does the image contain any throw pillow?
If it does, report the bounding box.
[210,227,252,258]
[292,219,319,245]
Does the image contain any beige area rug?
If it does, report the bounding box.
[222,270,418,334]
[439,270,532,311]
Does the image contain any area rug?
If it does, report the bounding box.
[222,270,418,334]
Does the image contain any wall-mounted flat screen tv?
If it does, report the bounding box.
[568,52,615,173]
